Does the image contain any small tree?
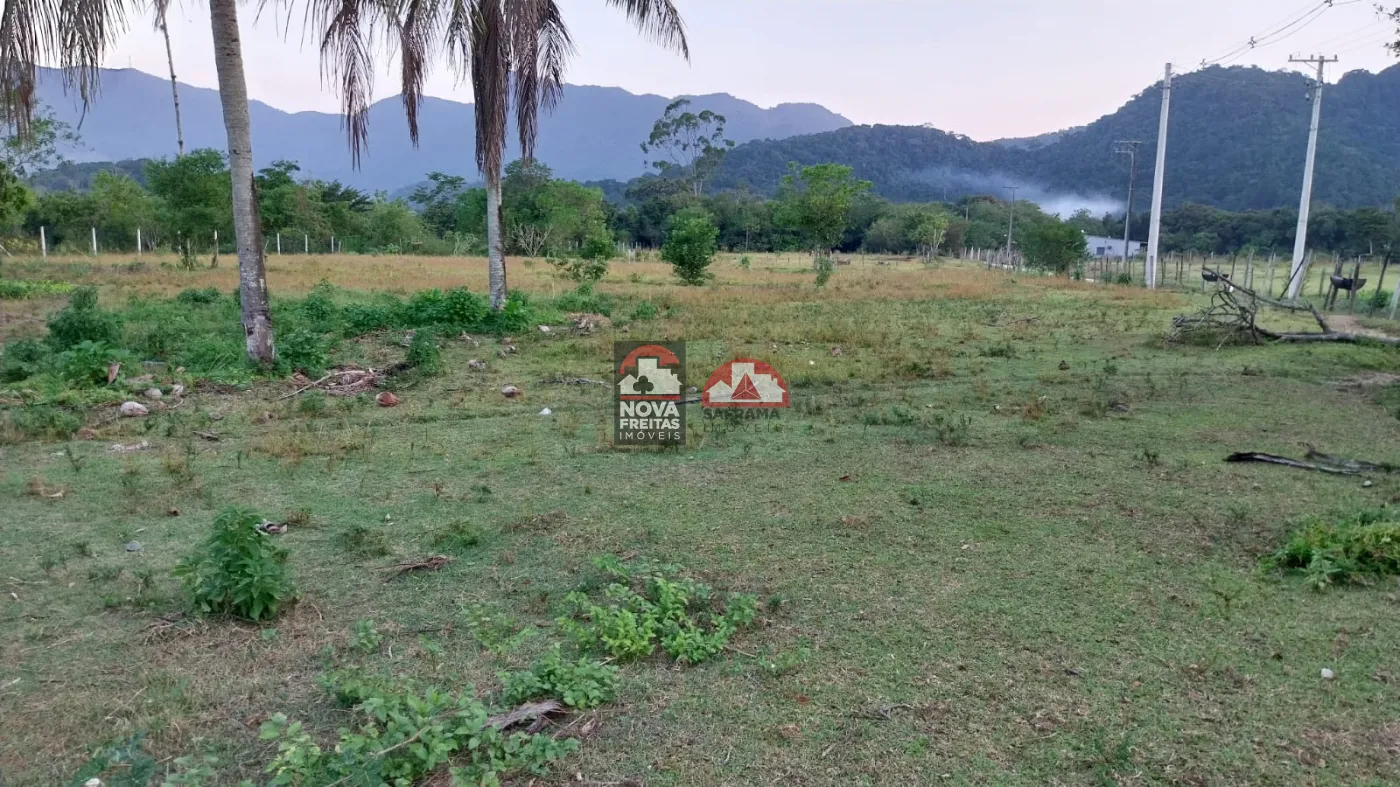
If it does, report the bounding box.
[662,209,718,285]
[776,163,872,268]
[910,212,949,262]
[1022,222,1088,276]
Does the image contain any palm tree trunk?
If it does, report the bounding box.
[208,0,274,363]
[159,12,185,157]
[487,172,508,311]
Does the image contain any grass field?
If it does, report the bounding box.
[4,252,1400,785]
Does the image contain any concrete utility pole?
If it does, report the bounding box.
[1113,140,1143,272]
[1004,185,1019,253]
[1145,63,1172,290]
[1286,54,1338,299]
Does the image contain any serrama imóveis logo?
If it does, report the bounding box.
[701,359,790,415]
[614,342,686,446]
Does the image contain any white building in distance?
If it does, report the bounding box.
[1084,234,1146,259]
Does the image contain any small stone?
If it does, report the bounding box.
[1321,668,1336,680]
[687,386,698,394]
[539,408,552,416]
[468,359,487,372]
[376,391,400,407]
[809,360,816,366]
[84,779,103,787]
[539,325,551,333]
[384,514,393,522]
[1059,360,1070,370]
[1362,479,1374,488]
[124,541,142,553]
[171,383,185,396]
[119,401,149,417]
[831,346,843,356]
[144,387,163,400]
[501,385,522,398]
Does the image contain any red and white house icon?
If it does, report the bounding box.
[701,359,790,408]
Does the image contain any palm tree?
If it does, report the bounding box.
[314,0,688,311]
[153,0,186,157]
[0,0,275,363]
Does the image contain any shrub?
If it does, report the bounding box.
[442,286,489,327]
[737,255,752,270]
[500,647,618,709]
[559,558,758,664]
[342,302,399,336]
[5,404,82,441]
[275,327,329,376]
[630,300,659,321]
[1114,272,1133,286]
[1267,507,1400,589]
[814,255,835,287]
[403,288,449,327]
[405,329,442,374]
[46,286,121,350]
[1368,288,1392,311]
[173,507,296,621]
[299,283,341,332]
[662,210,718,286]
[1,338,50,383]
[175,287,223,306]
[57,340,134,386]
[261,671,578,785]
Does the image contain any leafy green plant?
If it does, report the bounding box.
[340,523,392,557]
[175,287,223,306]
[47,286,121,350]
[1266,507,1400,589]
[297,390,327,416]
[275,327,329,376]
[559,558,758,664]
[630,300,659,321]
[57,340,133,386]
[737,255,752,270]
[406,329,442,375]
[350,619,383,653]
[261,671,578,786]
[173,507,296,621]
[500,647,619,709]
[1,337,50,382]
[931,412,973,446]
[67,733,157,787]
[0,278,74,299]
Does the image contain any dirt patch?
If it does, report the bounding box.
[1327,314,1400,341]
[1336,370,1400,392]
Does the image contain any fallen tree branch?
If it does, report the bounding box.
[277,373,334,401]
[1225,452,1358,475]
[1253,326,1400,347]
[486,699,563,732]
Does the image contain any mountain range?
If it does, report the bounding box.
[32,67,851,191]
[30,63,1400,211]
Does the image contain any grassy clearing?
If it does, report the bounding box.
[3,253,1400,785]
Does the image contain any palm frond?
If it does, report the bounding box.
[307,0,397,165]
[604,0,688,59]
[509,0,571,160]
[1,0,138,134]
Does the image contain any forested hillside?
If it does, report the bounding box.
[712,65,1400,211]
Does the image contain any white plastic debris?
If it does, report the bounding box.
[119,401,149,417]
[539,408,552,416]
[1321,668,1336,680]
[539,325,551,333]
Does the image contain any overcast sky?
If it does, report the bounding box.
[104,0,1398,140]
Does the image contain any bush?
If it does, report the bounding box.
[403,288,449,327]
[1368,288,1392,311]
[1,338,50,383]
[56,340,134,386]
[406,329,442,374]
[559,558,758,664]
[175,287,223,306]
[46,287,121,350]
[443,286,489,327]
[630,300,659,321]
[500,647,618,709]
[662,211,718,286]
[276,327,329,376]
[173,507,296,621]
[299,282,341,332]
[0,279,74,299]
[342,301,399,336]
[261,671,578,785]
[5,404,83,441]
[1267,507,1400,589]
